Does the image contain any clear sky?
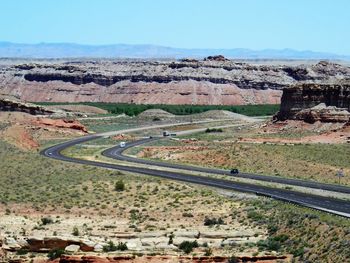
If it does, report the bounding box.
[1,0,349,55]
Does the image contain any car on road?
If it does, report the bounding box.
[119,141,126,148]
[230,169,239,175]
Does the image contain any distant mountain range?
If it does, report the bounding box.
[0,42,349,60]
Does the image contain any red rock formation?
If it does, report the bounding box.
[26,237,94,252]
[1,60,349,105]
[33,118,88,133]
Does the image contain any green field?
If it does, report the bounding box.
[35,102,280,117]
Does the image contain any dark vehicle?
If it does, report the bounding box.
[230,169,239,174]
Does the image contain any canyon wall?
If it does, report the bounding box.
[1,59,350,105]
[275,82,350,123]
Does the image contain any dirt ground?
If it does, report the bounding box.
[0,112,87,150]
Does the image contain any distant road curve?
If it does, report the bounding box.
[103,137,350,194]
[41,123,350,218]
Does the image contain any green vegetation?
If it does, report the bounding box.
[0,140,122,206]
[178,240,199,254]
[115,180,125,191]
[72,226,80,236]
[227,256,239,263]
[35,102,279,117]
[244,199,350,262]
[205,128,223,133]
[103,240,117,252]
[103,241,128,252]
[203,216,225,226]
[41,217,54,225]
[47,248,65,260]
[144,132,350,185]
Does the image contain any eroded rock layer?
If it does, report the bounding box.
[1,59,350,105]
[275,82,350,123]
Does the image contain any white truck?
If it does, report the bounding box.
[119,141,126,148]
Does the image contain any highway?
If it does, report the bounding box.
[102,137,350,194]
[41,128,350,218]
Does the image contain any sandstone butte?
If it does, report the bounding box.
[274,82,350,123]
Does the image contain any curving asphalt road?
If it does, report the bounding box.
[41,134,350,218]
[102,137,350,194]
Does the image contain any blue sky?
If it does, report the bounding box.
[1,0,349,55]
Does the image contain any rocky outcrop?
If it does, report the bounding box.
[0,98,55,115]
[204,55,229,61]
[275,82,350,123]
[1,59,349,105]
[25,237,94,252]
[33,118,88,133]
[57,255,288,263]
[0,237,7,262]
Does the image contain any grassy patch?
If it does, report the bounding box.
[141,132,350,185]
[244,198,350,262]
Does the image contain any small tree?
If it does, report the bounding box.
[72,226,79,236]
[115,180,125,191]
[41,217,53,225]
[117,242,128,251]
[178,240,198,254]
[103,240,117,252]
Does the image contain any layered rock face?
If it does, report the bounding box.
[1,59,350,105]
[0,97,55,115]
[275,82,350,123]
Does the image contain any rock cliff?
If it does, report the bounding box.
[275,82,350,123]
[0,98,55,115]
[1,59,350,105]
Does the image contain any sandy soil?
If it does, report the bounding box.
[0,112,87,150]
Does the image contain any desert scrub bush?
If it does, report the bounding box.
[103,240,128,251]
[203,216,225,226]
[204,247,212,256]
[205,128,223,133]
[182,212,194,217]
[16,248,29,255]
[244,198,350,262]
[178,240,199,254]
[72,226,79,236]
[41,217,54,225]
[116,242,128,251]
[227,255,239,263]
[247,210,265,223]
[103,240,117,252]
[47,248,65,260]
[115,180,125,191]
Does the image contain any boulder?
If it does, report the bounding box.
[173,230,199,238]
[26,236,94,252]
[125,239,142,251]
[138,231,165,238]
[65,244,80,253]
[3,237,21,251]
[93,243,104,252]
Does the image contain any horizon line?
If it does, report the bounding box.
[0,41,349,57]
